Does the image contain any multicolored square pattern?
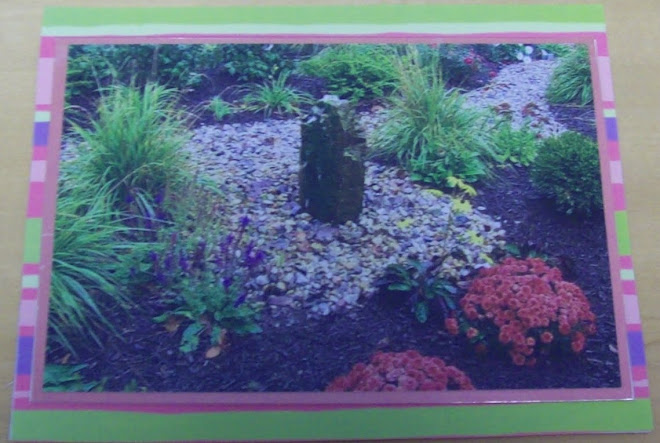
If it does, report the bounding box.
[10,5,652,441]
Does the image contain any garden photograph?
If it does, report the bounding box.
[43,42,621,394]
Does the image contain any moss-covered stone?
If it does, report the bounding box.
[299,96,366,224]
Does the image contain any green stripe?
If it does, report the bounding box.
[10,399,653,441]
[43,5,604,27]
[604,109,616,118]
[35,111,51,122]
[615,211,632,255]
[23,218,42,263]
[620,269,635,281]
[21,275,39,288]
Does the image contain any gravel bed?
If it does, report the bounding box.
[185,120,505,317]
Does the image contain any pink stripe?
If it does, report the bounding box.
[22,264,40,274]
[39,37,56,58]
[15,374,31,391]
[623,294,640,324]
[32,146,48,160]
[611,183,626,210]
[19,300,38,327]
[602,100,615,109]
[35,59,55,105]
[597,57,614,102]
[632,366,648,381]
[627,323,642,332]
[30,160,47,182]
[19,326,35,337]
[13,391,30,399]
[595,33,609,56]
[634,386,650,398]
[21,288,38,301]
[26,182,45,217]
[620,255,633,268]
[609,161,623,184]
[607,141,620,161]
[621,280,637,294]
[35,103,50,111]
[12,397,31,410]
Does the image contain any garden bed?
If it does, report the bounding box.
[47,42,620,395]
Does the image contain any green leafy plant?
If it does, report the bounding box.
[70,83,191,219]
[43,364,106,392]
[492,119,540,166]
[472,43,524,64]
[299,44,399,101]
[546,45,593,106]
[537,43,574,58]
[208,96,234,121]
[531,131,603,216]
[48,183,132,357]
[220,44,297,82]
[240,72,312,117]
[376,258,458,324]
[370,47,498,187]
[151,216,266,354]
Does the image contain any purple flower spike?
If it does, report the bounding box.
[239,215,250,228]
[148,251,159,263]
[156,271,167,285]
[163,253,174,271]
[222,277,233,290]
[179,252,190,272]
[234,292,247,307]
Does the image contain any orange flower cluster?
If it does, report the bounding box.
[451,257,596,366]
[325,350,475,392]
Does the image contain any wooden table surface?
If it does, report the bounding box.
[0,0,658,442]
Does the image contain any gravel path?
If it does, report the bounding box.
[462,59,567,137]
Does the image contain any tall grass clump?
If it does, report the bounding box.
[71,83,191,219]
[370,47,498,186]
[48,182,132,358]
[240,71,312,117]
[546,45,593,106]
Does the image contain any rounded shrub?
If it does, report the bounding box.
[531,131,603,216]
[325,350,474,391]
[449,258,597,367]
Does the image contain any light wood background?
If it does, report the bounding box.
[1,1,658,442]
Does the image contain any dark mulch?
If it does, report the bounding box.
[549,102,597,140]
[53,164,621,393]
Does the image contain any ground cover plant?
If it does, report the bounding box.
[46,42,620,394]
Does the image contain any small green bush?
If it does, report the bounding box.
[492,120,540,166]
[370,47,497,186]
[240,72,312,117]
[71,83,191,219]
[531,131,603,216]
[546,45,593,106]
[208,96,234,121]
[219,44,297,82]
[299,44,399,102]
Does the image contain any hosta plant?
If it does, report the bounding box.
[376,258,458,324]
[326,350,474,391]
[447,257,597,366]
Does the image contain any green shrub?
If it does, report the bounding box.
[48,183,132,358]
[417,44,480,87]
[492,120,540,166]
[537,43,574,58]
[546,45,593,106]
[531,131,603,216]
[65,44,222,101]
[370,47,497,186]
[208,96,234,121]
[71,83,191,219]
[219,44,297,82]
[472,43,524,64]
[240,72,312,117]
[299,44,399,101]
